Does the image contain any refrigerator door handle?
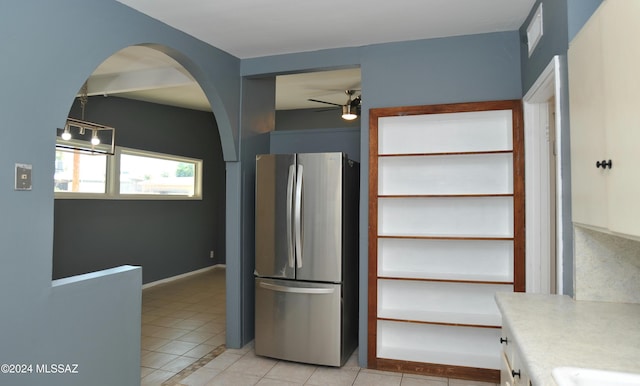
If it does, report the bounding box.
[294,164,304,269]
[286,164,296,268]
[259,281,335,295]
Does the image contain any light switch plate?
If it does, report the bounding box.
[15,163,32,191]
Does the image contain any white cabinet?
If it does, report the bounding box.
[569,0,640,238]
[368,101,525,384]
[499,324,531,386]
[568,8,607,229]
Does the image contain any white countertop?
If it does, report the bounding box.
[495,292,640,386]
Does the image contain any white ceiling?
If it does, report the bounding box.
[115,0,535,59]
[91,0,535,112]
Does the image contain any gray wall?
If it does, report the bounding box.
[519,0,569,94]
[235,77,275,346]
[567,0,603,41]
[50,266,142,386]
[0,1,240,384]
[520,0,603,94]
[270,128,361,162]
[242,31,523,364]
[53,96,225,284]
[276,108,360,131]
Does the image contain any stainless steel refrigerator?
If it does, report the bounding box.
[254,152,359,367]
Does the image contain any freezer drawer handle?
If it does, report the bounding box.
[259,282,335,295]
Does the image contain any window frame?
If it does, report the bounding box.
[54,143,203,200]
[115,147,203,200]
[54,146,111,199]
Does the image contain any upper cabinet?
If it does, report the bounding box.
[568,0,640,238]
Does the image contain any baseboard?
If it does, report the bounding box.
[142,264,226,289]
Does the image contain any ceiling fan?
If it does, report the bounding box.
[308,89,362,121]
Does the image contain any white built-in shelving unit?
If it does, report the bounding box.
[368,101,524,384]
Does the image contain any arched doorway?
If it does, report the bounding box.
[52,45,236,383]
[53,46,227,284]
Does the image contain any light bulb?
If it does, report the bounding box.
[341,105,358,120]
[91,130,100,145]
[61,127,72,140]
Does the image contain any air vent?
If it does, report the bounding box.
[527,4,544,57]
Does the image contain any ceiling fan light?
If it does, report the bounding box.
[341,105,358,120]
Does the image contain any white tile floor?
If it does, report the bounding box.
[140,267,499,386]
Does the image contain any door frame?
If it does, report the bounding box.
[523,56,565,294]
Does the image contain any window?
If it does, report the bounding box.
[54,149,108,194]
[54,143,202,200]
[118,148,202,198]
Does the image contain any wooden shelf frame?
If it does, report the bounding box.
[367,100,525,384]
[374,357,499,383]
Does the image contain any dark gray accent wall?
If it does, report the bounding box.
[53,96,225,284]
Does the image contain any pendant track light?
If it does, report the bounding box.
[56,82,115,155]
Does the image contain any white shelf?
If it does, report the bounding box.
[378,271,512,283]
[378,234,513,240]
[378,153,513,196]
[377,320,502,370]
[378,110,513,155]
[378,238,513,281]
[377,279,511,326]
[377,346,501,371]
[378,196,514,238]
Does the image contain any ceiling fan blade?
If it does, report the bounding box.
[308,98,343,107]
[311,88,361,93]
[314,107,340,112]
